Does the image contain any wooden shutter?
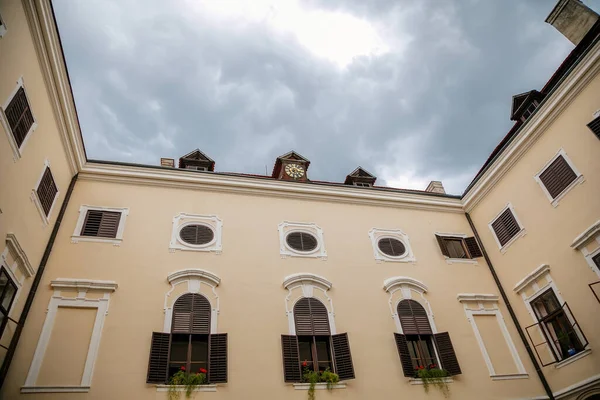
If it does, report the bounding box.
[147,332,171,383]
[208,333,227,383]
[491,208,521,247]
[436,235,449,257]
[332,333,355,380]
[172,293,211,334]
[397,300,432,335]
[36,167,58,216]
[588,116,600,140]
[294,298,330,336]
[434,332,461,376]
[5,87,35,148]
[281,335,301,382]
[81,210,121,238]
[464,237,483,258]
[538,155,577,199]
[394,333,414,377]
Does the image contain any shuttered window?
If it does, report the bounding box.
[436,235,482,259]
[588,115,600,140]
[179,224,214,245]
[172,293,211,334]
[377,238,406,257]
[286,232,318,252]
[36,167,58,217]
[490,208,522,247]
[4,86,35,149]
[294,298,330,336]
[80,210,121,238]
[538,155,578,199]
[0,267,18,338]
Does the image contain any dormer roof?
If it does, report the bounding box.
[272,150,310,178]
[344,166,377,185]
[510,90,544,121]
[178,149,215,171]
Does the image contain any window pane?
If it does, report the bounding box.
[0,271,8,296]
[315,337,332,371]
[298,337,313,370]
[1,283,16,311]
[532,290,561,320]
[191,335,208,363]
[445,239,467,259]
[170,334,189,362]
[168,362,185,378]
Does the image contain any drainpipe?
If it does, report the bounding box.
[465,212,554,400]
[0,174,78,388]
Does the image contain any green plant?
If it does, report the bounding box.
[301,361,340,400]
[168,366,207,400]
[415,365,450,398]
[320,368,340,390]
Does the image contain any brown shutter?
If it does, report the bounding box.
[397,300,432,335]
[491,208,521,247]
[281,335,301,382]
[294,298,330,336]
[172,293,211,334]
[464,237,483,258]
[147,332,171,383]
[331,333,355,380]
[378,238,406,257]
[208,333,227,383]
[434,332,461,376]
[587,116,600,140]
[394,333,414,377]
[538,155,577,199]
[5,87,35,148]
[436,235,449,257]
[36,167,58,216]
[81,210,121,238]
[191,294,211,334]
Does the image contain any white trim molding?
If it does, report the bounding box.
[570,220,600,278]
[5,233,34,277]
[71,205,129,245]
[31,159,59,226]
[169,213,222,254]
[369,228,416,263]
[533,148,584,207]
[22,278,118,393]
[157,384,217,393]
[284,273,336,335]
[164,269,221,333]
[0,77,38,161]
[513,264,551,294]
[278,222,327,260]
[383,276,436,334]
[457,294,527,380]
[488,203,526,253]
[293,383,346,390]
[383,276,428,293]
[571,220,600,249]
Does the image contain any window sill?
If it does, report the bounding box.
[156,384,217,392]
[445,258,478,265]
[555,348,592,369]
[490,373,529,381]
[499,229,526,254]
[409,377,453,385]
[21,386,90,393]
[71,236,123,246]
[293,383,347,390]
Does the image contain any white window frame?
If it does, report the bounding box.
[434,232,478,265]
[22,279,118,393]
[279,222,327,260]
[570,220,600,278]
[71,205,130,245]
[170,213,222,253]
[488,203,526,253]
[369,228,415,263]
[533,148,584,207]
[30,160,59,226]
[4,233,34,279]
[1,77,38,160]
[457,294,527,380]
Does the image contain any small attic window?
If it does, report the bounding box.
[353,182,372,187]
[521,101,539,122]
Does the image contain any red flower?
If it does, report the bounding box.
[199,368,207,374]
[302,361,308,367]
[180,366,186,371]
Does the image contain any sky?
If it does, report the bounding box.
[52,0,600,195]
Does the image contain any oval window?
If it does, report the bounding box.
[377,237,406,257]
[286,232,318,252]
[179,224,215,246]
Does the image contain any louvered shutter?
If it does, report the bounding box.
[434,332,461,376]
[436,235,449,257]
[281,335,301,382]
[294,298,330,336]
[147,332,171,383]
[81,210,121,238]
[179,224,214,245]
[491,208,521,247]
[378,238,406,257]
[172,293,211,334]
[5,87,35,148]
[397,300,432,335]
[464,237,483,258]
[294,298,313,335]
[286,232,318,251]
[538,155,577,199]
[208,333,227,383]
[36,167,58,216]
[191,294,211,334]
[394,333,414,377]
[588,116,600,140]
[331,333,355,380]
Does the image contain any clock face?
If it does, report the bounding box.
[285,163,305,179]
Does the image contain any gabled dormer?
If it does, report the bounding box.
[510,90,544,122]
[272,151,310,182]
[344,167,376,187]
[178,149,215,171]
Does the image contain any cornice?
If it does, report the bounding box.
[513,264,550,294]
[167,269,221,286]
[383,276,428,293]
[571,220,600,249]
[456,293,499,303]
[6,233,34,277]
[50,278,118,292]
[283,273,332,290]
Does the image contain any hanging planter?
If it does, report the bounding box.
[168,366,208,400]
[302,361,340,400]
[415,365,450,398]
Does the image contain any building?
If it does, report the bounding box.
[0,0,599,398]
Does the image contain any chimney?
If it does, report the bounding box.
[425,181,446,194]
[160,158,175,168]
[546,0,599,45]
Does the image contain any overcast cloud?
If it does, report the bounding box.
[52,0,600,194]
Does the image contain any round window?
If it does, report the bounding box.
[286,232,318,252]
[179,224,215,246]
[377,237,406,257]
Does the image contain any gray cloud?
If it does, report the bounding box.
[52,0,600,194]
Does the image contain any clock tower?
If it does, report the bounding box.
[271,151,310,182]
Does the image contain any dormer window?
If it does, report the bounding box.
[510,90,544,122]
[178,149,215,171]
[345,167,376,187]
[520,101,539,122]
[353,182,372,188]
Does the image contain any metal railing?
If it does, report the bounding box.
[590,281,600,304]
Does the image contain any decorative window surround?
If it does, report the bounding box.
[513,264,551,294]
[293,383,346,390]
[435,232,479,265]
[278,222,326,260]
[164,269,221,333]
[31,160,59,226]
[534,149,584,207]
[457,294,527,380]
[488,203,526,253]
[71,205,129,245]
[1,77,38,161]
[283,273,335,335]
[170,213,222,254]
[382,276,436,334]
[369,228,415,263]
[571,220,600,249]
[22,278,118,393]
[157,384,217,393]
[570,220,600,278]
[5,233,34,278]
